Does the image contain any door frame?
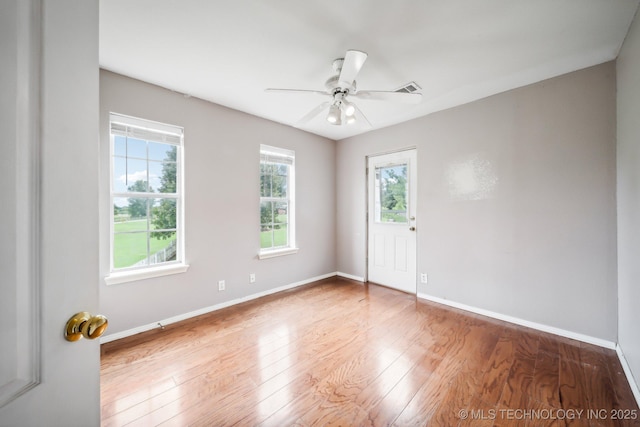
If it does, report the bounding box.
[365,147,418,291]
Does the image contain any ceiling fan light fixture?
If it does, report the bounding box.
[343,100,356,117]
[327,103,342,125]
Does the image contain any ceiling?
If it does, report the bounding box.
[99,1,639,141]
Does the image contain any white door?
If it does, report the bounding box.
[367,149,418,294]
[0,1,101,425]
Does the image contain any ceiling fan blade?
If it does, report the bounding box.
[353,103,372,128]
[266,88,330,96]
[295,101,330,126]
[338,50,368,88]
[352,90,422,104]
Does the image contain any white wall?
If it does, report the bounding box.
[100,71,336,336]
[337,62,617,342]
[617,11,640,395]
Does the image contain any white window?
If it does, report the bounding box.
[107,113,186,283]
[259,145,297,258]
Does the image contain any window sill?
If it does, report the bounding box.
[258,247,299,260]
[105,263,189,285]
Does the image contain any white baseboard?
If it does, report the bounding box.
[336,271,365,282]
[100,272,338,343]
[417,292,616,350]
[616,344,640,408]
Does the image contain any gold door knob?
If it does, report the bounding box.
[64,312,108,342]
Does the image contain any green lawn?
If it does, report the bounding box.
[381,212,408,223]
[260,224,288,249]
[116,219,284,267]
[114,220,176,268]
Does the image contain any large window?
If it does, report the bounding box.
[259,145,296,258]
[109,113,185,275]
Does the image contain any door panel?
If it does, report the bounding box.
[367,150,417,294]
[395,236,408,272]
[0,1,101,425]
[0,0,39,407]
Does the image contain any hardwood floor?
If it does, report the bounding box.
[101,278,639,426]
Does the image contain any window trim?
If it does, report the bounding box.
[106,113,188,283]
[259,145,297,258]
[105,263,189,285]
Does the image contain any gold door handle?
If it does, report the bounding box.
[64,312,108,342]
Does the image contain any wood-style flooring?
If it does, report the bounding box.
[101,278,639,426]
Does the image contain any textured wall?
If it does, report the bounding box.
[100,70,336,335]
[337,62,617,341]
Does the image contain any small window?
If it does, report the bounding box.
[374,163,408,223]
[259,145,297,258]
[109,113,185,275]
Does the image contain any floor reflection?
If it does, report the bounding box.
[257,324,292,418]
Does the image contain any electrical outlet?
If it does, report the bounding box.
[420,273,428,284]
[249,273,256,283]
[218,280,225,291]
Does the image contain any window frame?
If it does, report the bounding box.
[105,113,188,285]
[259,145,297,259]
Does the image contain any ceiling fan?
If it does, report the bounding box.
[266,50,422,126]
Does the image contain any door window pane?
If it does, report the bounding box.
[375,164,408,223]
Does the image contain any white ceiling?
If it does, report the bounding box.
[99,0,639,141]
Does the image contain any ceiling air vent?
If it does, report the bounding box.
[395,81,421,93]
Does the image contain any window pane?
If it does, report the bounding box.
[275,201,288,225]
[148,141,175,162]
[260,201,275,226]
[149,232,177,265]
[112,157,128,193]
[260,166,272,197]
[126,158,150,192]
[273,223,288,247]
[123,197,150,222]
[375,164,408,223]
[113,231,148,269]
[151,198,176,231]
[148,161,162,193]
[260,228,273,249]
[258,200,289,249]
[272,164,288,197]
[114,135,126,157]
[156,161,177,194]
[113,198,129,223]
[126,137,147,159]
[274,201,288,247]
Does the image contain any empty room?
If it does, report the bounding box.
[3,1,640,426]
